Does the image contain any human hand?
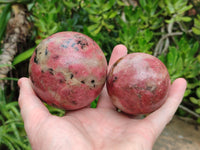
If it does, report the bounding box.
[18,45,187,150]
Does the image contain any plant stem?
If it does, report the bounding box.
[154,32,183,57]
[0,0,31,4]
[179,104,200,119]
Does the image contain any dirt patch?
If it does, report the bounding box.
[154,116,200,150]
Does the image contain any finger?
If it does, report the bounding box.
[18,77,50,126]
[143,78,187,141]
[97,44,127,109]
[97,86,115,109]
[107,44,127,72]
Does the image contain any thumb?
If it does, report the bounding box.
[18,77,50,126]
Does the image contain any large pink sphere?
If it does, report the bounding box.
[29,31,107,110]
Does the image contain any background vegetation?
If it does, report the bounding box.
[0,0,199,149]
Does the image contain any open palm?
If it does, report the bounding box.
[18,45,187,150]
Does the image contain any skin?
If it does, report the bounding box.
[18,44,187,150]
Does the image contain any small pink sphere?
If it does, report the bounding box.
[107,53,170,115]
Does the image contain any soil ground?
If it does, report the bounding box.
[153,116,200,150]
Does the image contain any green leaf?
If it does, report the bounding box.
[195,108,200,114]
[174,0,185,10]
[197,14,200,19]
[197,118,200,124]
[108,11,118,19]
[63,0,78,9]
[178,5,193,14]
[184,89,191,97]
[167,52,174,69]
[197,87,200,98]
[194,18,200,29]
[88,24,100,32]
[187,82,200,89]
[190,97,198,104]
[166,46,181,77]
[89,15,102,23]
[168,47,178,65]
[175,56,183,73]
[94,0,102,6]
[165,18,175,24]
[174,16,183,22]
[117,0,126,6]
[0,0,31,3]
[35,19,47,32]
[13,47,35,65]
[158,0,165,10]
[85,7,99,15]
[189,42,199,57]
[197,55,200,62]
[150,18,164,30]
[0,4,11,48]
[180,16,192,22]
[90,96,99,108]
[165,0,175,14]
[144,30,153,42]
[102,0,115,12]
[0,77,18,81]
[90,100,97,108]
[91,25,102,36]
[192,27,200,35]
[139,0,147,8]
[48,24,60,35]
[105,24,114,30]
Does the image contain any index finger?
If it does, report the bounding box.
[97,44,127,109]
[107,44,128,72]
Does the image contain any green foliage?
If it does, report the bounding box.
[118,22,154,54]
[61,0,88,32]
[0,0,31,4]
[138,0,164,30]
[90,96,99,108]
[159,37,199,81]
[190,86,200,116]
[159,0,193,23]
[192,14,200,35]
[116,0,161,54]
[159,36,200,118]
[13,47,35,65]
[32,0,62,44]
[0,90,31,150]
[82,0,120,36]
[45,104,65,116]
[0,4,11,49]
